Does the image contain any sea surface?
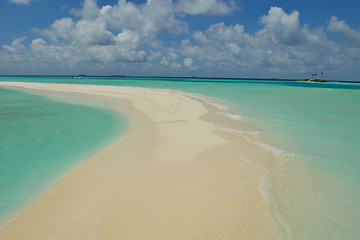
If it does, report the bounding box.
[1,76,359,239]
[0,86,127,223]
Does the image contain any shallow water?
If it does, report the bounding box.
[0,87,127,223]
[1,76,359,239]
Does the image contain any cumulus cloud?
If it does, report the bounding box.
[7,34,146,66]
[1,4,360,79]
[3,25,148,67]
[9,0,30,5]
[44,18,74,42]
[176,0,238,15]
[71,0,100,20]
[2,37,27,53]
[160,47,182,68]
[74,20,115,46]
[204,22,251,43]
[184,57,193,67]
[257,7,323,46]
[171,6,358,78]
[327,16,360,44]
[6,0,181,67]
[160,6,331,74]
[70,0,188,34]
[43,17,116,46]
[1,0,234,71]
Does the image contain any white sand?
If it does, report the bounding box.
[0,82,281,239]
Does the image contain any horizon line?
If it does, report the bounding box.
[0,75,359,83]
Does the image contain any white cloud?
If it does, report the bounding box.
[184,57,193,67]
[100,0,187,34]
[160,56,181,68]
[43,18,117,46]
[69,0,188,35]
[327,16,360,44]
[148,51,162,61]
[9,0,30,5]
[176,0,237,15]
[2,32,147,66]
[74,20,115,46]
[2,0,179,73]
[180,7,328,72]
[172,7,359,78]
[160,57,169,65]
[43,18,74,42]
[2,0,188,69]
[1,4,360,80]
[257,7,323,46]
[205,22,251,43]
[77,0,99,20]
[160,47,182,68]
[28,1,175,65]
[2,37,26,53]
[259,7,302,45]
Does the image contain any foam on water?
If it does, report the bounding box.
[215,124,292,159]
[215,104,228,110]
[227,113,243,120]
[259,170,270,199]
[240,157,262,168]
[258,143,294,158]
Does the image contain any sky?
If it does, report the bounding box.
[0,0,359,80]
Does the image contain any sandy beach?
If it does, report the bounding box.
[0,82,282,239]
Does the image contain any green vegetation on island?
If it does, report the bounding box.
[300,78,328,82]
[299,72,332,82]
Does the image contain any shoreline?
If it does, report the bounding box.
[0,82,283,239]
[0,85,129,226]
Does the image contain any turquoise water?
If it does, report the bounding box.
[0,87,127,223]
[0,76,359,239]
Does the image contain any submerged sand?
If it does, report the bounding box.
[0,82,283,239]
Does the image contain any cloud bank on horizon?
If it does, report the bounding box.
[1,0,360,80]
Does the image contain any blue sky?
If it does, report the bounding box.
[0,0,359,80]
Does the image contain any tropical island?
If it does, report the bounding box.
[299,72,333,82]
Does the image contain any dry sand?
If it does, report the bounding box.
[0,82,283,239]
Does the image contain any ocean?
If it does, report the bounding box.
[0,76,359,239]
[0,86,127,223]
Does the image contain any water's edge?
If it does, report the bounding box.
[0,86,128,224]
